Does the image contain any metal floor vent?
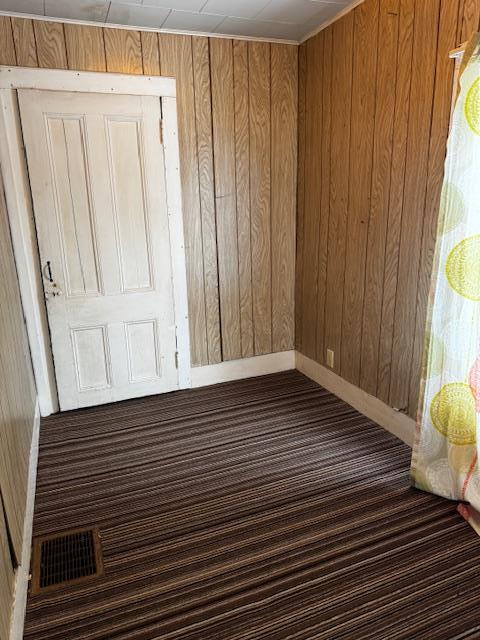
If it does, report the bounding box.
[31,527,104,594]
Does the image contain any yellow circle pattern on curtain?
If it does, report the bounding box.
[439,182,466,234]
[465,76,480,135]
[430,383,476,446]
[445,235,480,300]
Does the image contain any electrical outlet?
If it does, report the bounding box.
[326,349,334,369]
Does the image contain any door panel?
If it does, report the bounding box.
[106,117,153,292]
[47,115,101,298]
[71,325,111,391]
[19,89,178,410]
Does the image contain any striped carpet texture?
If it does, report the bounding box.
[25,370,479,640]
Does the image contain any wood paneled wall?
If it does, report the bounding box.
[0,17,297,367]
[0,171,36,635]
[0,491,14,640]
[297,0,479,418]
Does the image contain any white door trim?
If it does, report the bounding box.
[0,66,176,97]
[0,67,190,416]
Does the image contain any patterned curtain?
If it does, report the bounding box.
[411,33,480,534]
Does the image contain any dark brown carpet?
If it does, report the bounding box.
[24,370,478,640]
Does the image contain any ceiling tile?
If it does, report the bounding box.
[214,16,285,39]
[107,3,170,27]
[45,0,110,22]
[201,0,270,19]
[262,22,308,39]
[0,0,44,15]
[1,0,358,42]
[110,0,142,5]
[299,1,348,34]
[310,0,351,4]
[256,0,327,25]
[142,0,205,10]
[162,9,224,32]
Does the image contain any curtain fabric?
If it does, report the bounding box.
[411,33,480,533]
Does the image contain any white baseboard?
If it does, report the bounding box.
[10,400,40,640]
[191,351,296,388]
[295,352,415,447]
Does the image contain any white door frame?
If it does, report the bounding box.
[0,66,191,416]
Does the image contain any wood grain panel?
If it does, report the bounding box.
[210,38,242,361]
[141,31,160,75]
[160,34,208,366]
[192,36,222,364]
[408,0,460,416]
[233,40,254,358]
[389,0,440,411]
[104,28,143,74]
[271,44,297,352]
[0,16,17,65]
[300,33,323,360]
[315,26,333,365]
[377,0,415,403]
[11,17,37,67]
[295,42,307,353]
[2,17,298,373]
[340,0,379,385]
[34,21,67,69]
[458,0,480,42]
[360,0,399,395]
[0,172,36,562]
[0,491,14,640]
[324,12,354,374]
[64,24,106,71]
[249,41,272,356]
[298,0,467,417]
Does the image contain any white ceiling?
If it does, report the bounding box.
[0,0,356,42]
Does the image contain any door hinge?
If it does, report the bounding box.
[174,351,179,369]
[159,119,164,145]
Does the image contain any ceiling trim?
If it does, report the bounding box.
[300,0,365,43]
[0,11,298,46]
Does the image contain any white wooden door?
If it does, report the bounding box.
[18,89,179,410]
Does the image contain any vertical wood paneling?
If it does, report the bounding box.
[324,13,354,374]
[300,33,323,360]
[210,38,242,361]
[0,173,36,561]
[104,28,143,74]
[271,43,297,352]
[141,31,160,75]
[315,26,333,364]
[389,0,440,411]
[160,34,208,366]
[233,40,254,359]
[11,17,37,67]
[64,24,106,71]
[0,18,297,373]
[295,42,307,353]
[360,0,399,395]
[34,21,67,69]
[0,491,14,640]
[408,0,460,416]
[0,17,16,65]
[249,41,272,356]
[340,0,379,385]
[377,0,415,403]
[298,0,468,418]
[193,36,221,364]
[458,0,480,42]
